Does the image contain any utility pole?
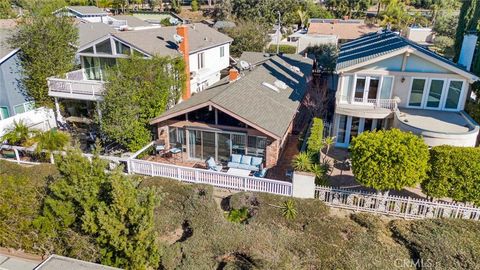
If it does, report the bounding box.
[276,11,281,54]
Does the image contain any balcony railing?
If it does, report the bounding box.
[47,69,105,101]
[339,96,398,110]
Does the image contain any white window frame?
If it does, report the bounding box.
[220,46,225,58]
[443,79,466,111]
[407,77,466,111]
[350,74,391,104]
[335,115,388,148]
[423,78,447,110]
[13,101,34,115]
[406,77,428,108]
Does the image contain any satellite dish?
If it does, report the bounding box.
[239,60,250,70]
[173,34,183,44]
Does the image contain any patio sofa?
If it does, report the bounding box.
[227,154,262,172]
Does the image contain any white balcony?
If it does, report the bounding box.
[47,69,105,101]
[336,95,399,119]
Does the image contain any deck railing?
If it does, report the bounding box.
[47,77,105,99]
[129,159,292,196]
[340,96,398,110]
[315,185,480,220]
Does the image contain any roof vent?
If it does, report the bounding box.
[290,65,301,73]
[262,82,279,93]
[274,80,287,90]
[239,60,250,70]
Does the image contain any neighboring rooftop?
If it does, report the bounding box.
[66,6,108,16]
[35,254,122,270]
[151,54,313,138]
[112,23,232,56]
[76,22,114,48]
[336,30,477,76]
[111,15,151,28]
[307,19,380,40]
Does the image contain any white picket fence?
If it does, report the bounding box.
[315,185,480,220]
[129,159,292,196]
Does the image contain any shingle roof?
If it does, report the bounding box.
[151,54,313,138]
[67,6,108,15]
[112,15,151,28]
[336,30,474,75]
[112,23,232,56]
[76,22,114,48]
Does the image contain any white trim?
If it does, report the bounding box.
[424,78,447,110]
[0,48,20,65]
[406,77,428,108]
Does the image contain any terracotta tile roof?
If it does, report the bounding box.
[307,19,380,40]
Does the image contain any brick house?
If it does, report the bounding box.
[150,53,313,168]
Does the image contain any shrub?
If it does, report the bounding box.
[350,129,430,192]
[281,199,297,220]
[226,208,249,223]
[191,0,199,11]
[267,44,297,54]
[1,121,34,146]
[307,117,324,156]
[422,145,480,205]
[291,152,312,172]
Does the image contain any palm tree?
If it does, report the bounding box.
[1,121,33,146]
[35,129,70,164]
[292,152,313,172]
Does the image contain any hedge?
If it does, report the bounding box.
[422,145,480,205]
[266,44,297,54]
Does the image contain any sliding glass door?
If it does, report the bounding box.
[426,79,445,108]
[202,132,216,160]
[408,78,464,110]
[445,80,464,110]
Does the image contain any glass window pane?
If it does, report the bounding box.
[0,107,9,119]
[202,131,216,160]
[354,78,365,99]
[368,78,379,99]
[80,46,94,53]
[408,79,426,107]
[363,118,373,132]
[247,136,266,158]
[217,133,231,162]
[115,40,131,55]
[169,127,177,145]
[426,80,444,108]
[231,134,246,155]
[349,117,360,143]
[336,115,348,144]
[95,39,112,54]
[14,104,25,114]
[380,77,393,99]
[189,130,202,159]
[445,81,463,109]
[341,75,353,102]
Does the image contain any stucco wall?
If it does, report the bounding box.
[188,43,230,93]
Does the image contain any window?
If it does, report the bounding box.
[367,78,380,99]
[337,115,348,144]
[426,79,445,108]
[354,78,366,99]
[0,107,9,120]
[379,76,393,99]
[247,136,267,158]
[114,40,131,55]
[13,102,34,115]
[408,78,426,107]
[445,80,463,110]
[340,75,353,102]
[220,46,225,57]
[231,134,246,155]
[197,52,205,69]
[169,127,186,146]
[95,39,112,54]
[80,46,94,53]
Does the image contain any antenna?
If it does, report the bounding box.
[173,34,183,44]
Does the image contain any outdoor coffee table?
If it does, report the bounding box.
[227,167,251,177]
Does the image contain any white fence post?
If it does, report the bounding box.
[292,171,315,198]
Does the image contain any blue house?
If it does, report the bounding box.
[0,25,34,120]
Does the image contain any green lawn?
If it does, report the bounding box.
[1,161,480,269]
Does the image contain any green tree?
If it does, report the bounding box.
[454,0,480,62]
[324,0,371,18]
[191,0,199,11]
[306,44,338,72]
[304,0,333,20]
[9,0,78,107]
[34,129,70,164]
[34,149,161,269]
[100,56,185,151]
[422,146,480,205]
[221,20,270,57]
[307,118,324,159]
[350,129,430,194]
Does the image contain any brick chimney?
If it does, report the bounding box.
[229,68,239,82]
[177,25,191,100]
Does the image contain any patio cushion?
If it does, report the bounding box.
[231,154,242,163]
[240,155,252,165]
[250,157,262,167]
[227,162,239,169]
[206,157,216,168]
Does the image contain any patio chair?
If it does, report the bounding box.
[254,168,267,178]
[154,139,166,156]
[206,157,222,172]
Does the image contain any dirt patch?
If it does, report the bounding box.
[216,252,259,270]
[158,220,193,245]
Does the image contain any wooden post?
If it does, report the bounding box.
[13,148,20,164]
